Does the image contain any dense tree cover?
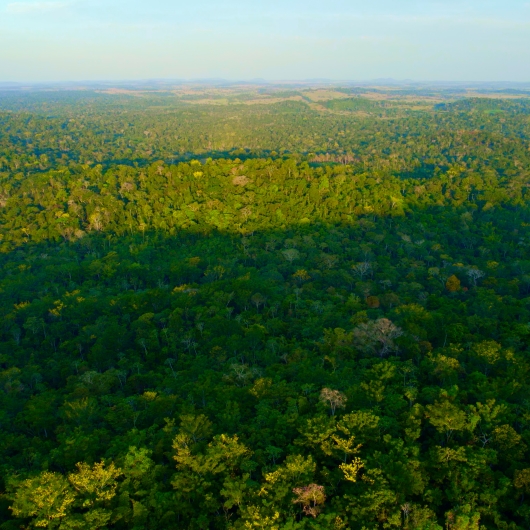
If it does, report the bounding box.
[0,92,529,176]
[0,92,530,529]
[0,154,529,250]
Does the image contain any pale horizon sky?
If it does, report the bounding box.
[1,0,529,83]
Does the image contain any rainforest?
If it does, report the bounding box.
[1,84,530,529]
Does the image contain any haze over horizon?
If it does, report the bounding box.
[2,78,530,88]
[1,0,529,83]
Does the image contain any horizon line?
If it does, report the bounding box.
[2,78,530,88]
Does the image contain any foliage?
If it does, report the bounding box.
[0,89,530,529]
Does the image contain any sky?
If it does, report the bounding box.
[1,0,529,83]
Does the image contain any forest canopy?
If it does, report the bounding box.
[0,86,530,529]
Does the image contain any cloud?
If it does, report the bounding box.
[6,1,70,14]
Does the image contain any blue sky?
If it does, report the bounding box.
[1,0,529,82]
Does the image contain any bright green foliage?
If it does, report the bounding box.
[9,472,75,528]
[1,90,530,529]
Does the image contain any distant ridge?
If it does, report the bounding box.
[1,79,530,91]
